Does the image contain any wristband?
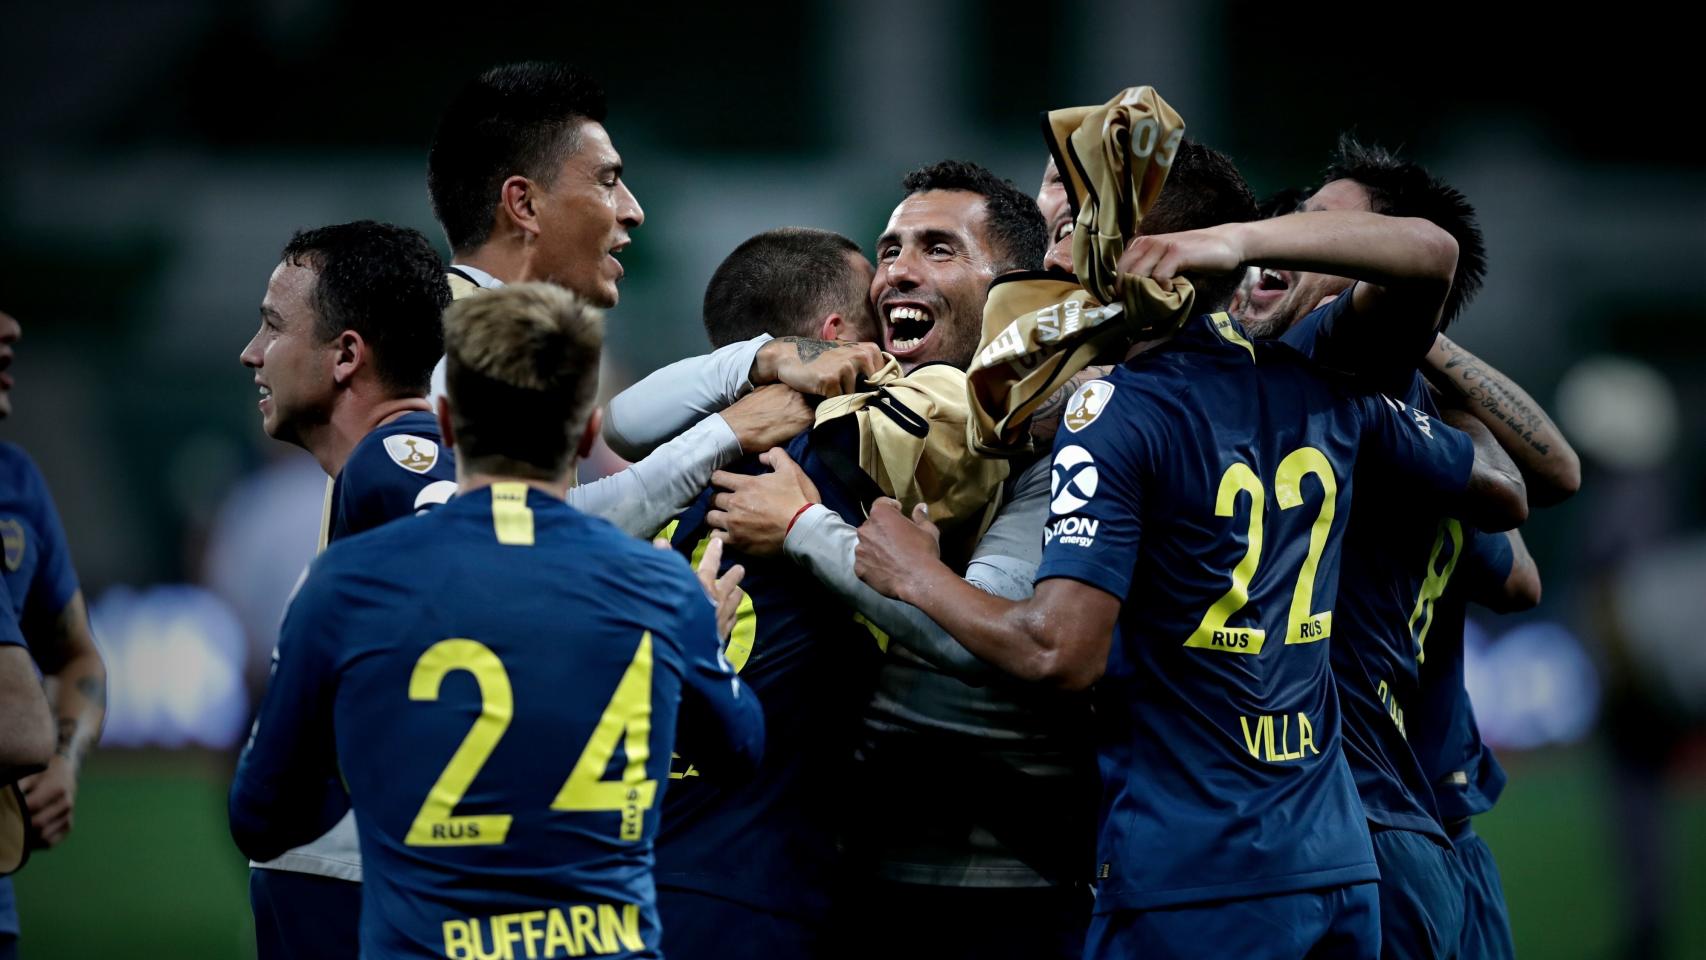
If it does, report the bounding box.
[785,503,815,536]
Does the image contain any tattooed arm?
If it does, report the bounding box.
[1425,334,1581,508]
[1028,365,1115,447]
[20,591,105,847]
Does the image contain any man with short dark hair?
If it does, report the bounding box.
[232,283,764,960]
[426,63,868,537]
[238,220,458,960]
[1238,137,1577,960]
[701,228,877,347]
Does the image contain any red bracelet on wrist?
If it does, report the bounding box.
[785,502,815,536]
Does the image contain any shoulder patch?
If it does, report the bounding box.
[382,434,440,474]
[1064,379,1115,433]
[0,519,24,572]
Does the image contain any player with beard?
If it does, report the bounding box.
[852,164,1532,955]
[1218,137,1576,959]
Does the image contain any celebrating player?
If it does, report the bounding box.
[230,282,765,960]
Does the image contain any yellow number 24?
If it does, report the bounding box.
[405,634,658,847]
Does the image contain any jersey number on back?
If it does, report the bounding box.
[1185,447,1337,655]
[404,634,659,847]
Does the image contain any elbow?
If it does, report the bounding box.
[228,798,287,864]
[3,717,53,771]
[1031,648,1105,692]
[600,405,643,462]
[1510,568,1543,612]
[1472,472,1529,533]
[1410,219,1459,287]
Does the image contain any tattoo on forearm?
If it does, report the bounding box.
[776,337,843,364]
[1439,343,1552,456]
[54,716,75,759]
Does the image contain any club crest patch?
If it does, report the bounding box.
[1064,380,1114,433]
[383,435,439,474]
[0,520,22,572]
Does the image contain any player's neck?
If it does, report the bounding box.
[454,243,523,286]
[308,394,433,477]
[456,469,573,502]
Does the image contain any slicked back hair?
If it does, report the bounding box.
[442,283,604,480]
[900,160,1047,275]
[280,221,448,397]
[1323,135,1487,328]
[703,228,871,347]
[428,62,609,254]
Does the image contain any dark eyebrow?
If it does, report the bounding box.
[596,160,623,179]
[917,228,962,247]
[260,305,282,321]
[876,231,900,250]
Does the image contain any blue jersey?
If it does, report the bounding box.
[1282,298,1461,841]
[0,443,80,936]
[1036,312,1475,912]
[1412,527,1513,821]
[230,486,765,959]
[655,427,882,922]
[0,442,80,634]
[324,411,458,547]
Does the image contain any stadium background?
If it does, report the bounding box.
[1,2,1702,956]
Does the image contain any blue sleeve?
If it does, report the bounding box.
[228,560,350,862]
[19,457,78,619]
[1034,384,1149,599]
[668,572,765,782]
[1454,527,1515,598]
[1279,286,1432,393]
[338,444,456,539]
[1357,393,1475,506]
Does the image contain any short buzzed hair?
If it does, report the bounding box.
[428,62,609,254]
[900,160,1047,275]
[443,283,604,480]
[702,228,870,347]
[1139,140,1259,311]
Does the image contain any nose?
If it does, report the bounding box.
[617,180,644,229]
[240,328,264,370]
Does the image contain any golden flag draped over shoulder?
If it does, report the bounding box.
[967,86,1196,457]
[815,358,1008,564]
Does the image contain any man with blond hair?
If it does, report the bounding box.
[232,283,765,960]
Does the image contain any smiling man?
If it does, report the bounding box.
[238,220,456,960]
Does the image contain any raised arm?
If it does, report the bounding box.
[1425,333,1581,507]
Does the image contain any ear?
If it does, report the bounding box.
[435,394,457,450]
[577,407,604,460]
[330,331,365,387]
[498,175,543,239]
[815,313,844,341]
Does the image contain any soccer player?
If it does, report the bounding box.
[853,201,1529,958]
[650,227,885,960]
[1239,138,1572,959]
[425,62,871,538]
[237,221,456,959]
[0,308,109,958]
[230,283,764,960]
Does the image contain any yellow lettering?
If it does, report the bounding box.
[496,913,520,960]
[1280,713,1302,760]
[570,906,598,955]
[1262,713,1279,761]
[1299,712,1318,756]
[544,909,574,957]
[444,919,474,960]
[468,918,505,960]
[599,903,644,952]
[1240,715,1262,758]
[519,911,546,960]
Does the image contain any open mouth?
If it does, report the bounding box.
[886,304,936,355]
[257,383,272,410]
[1248,267,1291,308]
